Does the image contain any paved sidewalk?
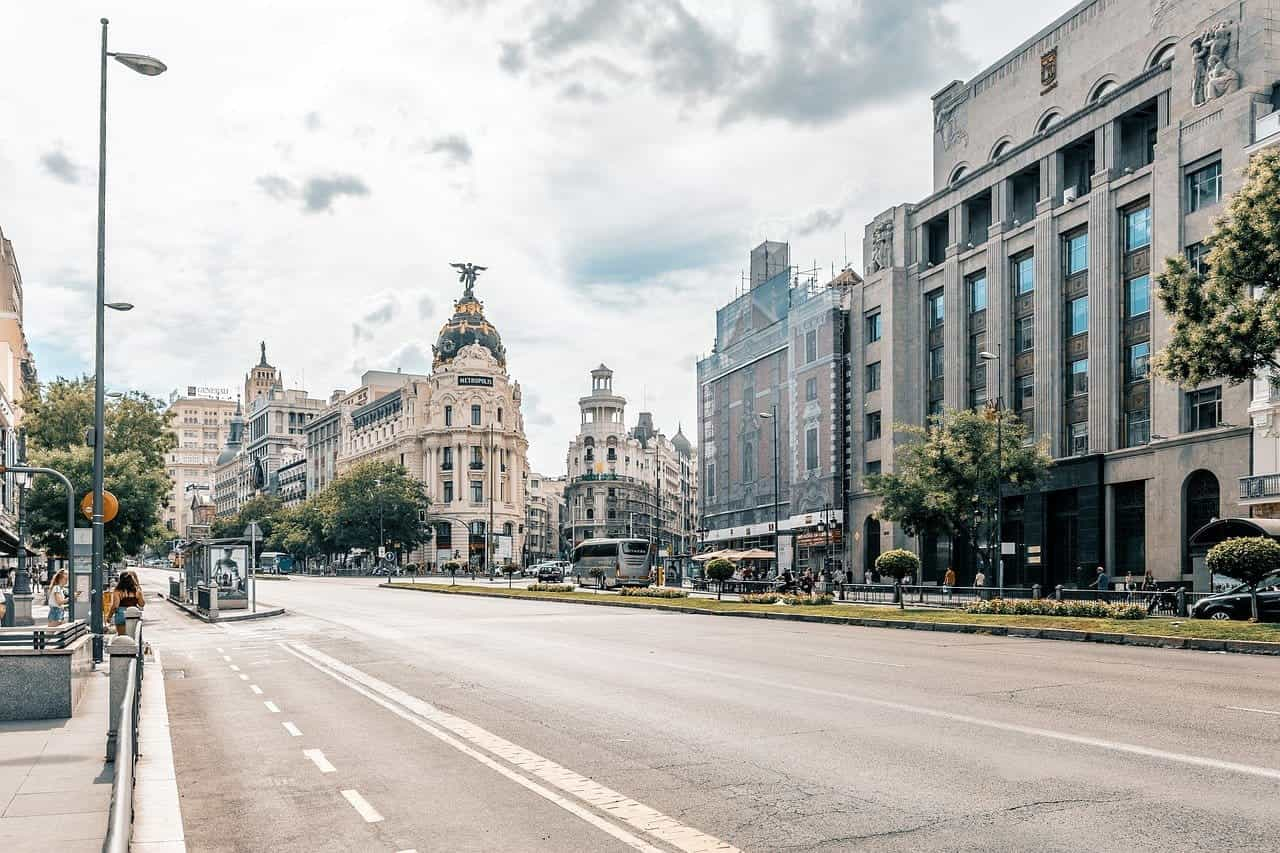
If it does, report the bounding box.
[0,667,113,853]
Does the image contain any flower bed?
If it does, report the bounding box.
[528,583,575,592]
[965,598,1146,620]
[784,593,835,606]
[618,586,688,599]
[741,593,783,604]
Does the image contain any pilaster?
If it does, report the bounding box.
[1033,213,1060,456]
[1088,180,1116,452]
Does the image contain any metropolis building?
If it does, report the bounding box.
[848,0,1280,589]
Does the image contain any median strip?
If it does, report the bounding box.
[381,582,1280,656]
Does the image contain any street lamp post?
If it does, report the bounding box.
[758,406,780,578]
[979,347,1004,597]
[92,18,165,662]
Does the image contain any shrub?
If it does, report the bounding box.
[619,587,688,598]
[705,558,736,600]
[742,593,783,604]
[442,560,463,573]
[528,583,575,592]
[1207,536,1280,621]
[875,548,920,581]
[963,598,1146,620]
[784,593,834,606]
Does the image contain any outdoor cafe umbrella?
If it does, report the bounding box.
[737,548,775,560]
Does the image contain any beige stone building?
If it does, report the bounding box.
[525,473,567,563]
[0,227,36,556]
[163,391,236,536]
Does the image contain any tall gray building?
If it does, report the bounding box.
[850,0,1280,589]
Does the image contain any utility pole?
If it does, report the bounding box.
[488,421,495,580]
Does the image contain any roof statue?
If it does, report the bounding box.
[450,262,487,300]
[259,341,268,367]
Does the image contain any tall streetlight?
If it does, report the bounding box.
[757,406,780,578]
[92,18,165,663]
[979,347,1004,597]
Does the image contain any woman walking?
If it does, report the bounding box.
[108,571,145,635]
[46,569,69,627]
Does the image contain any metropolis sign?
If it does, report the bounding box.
[457,376,494,387]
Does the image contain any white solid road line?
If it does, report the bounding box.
[283,722,302,737]
[815,653,908,669]
[303,749,336,773]
[282,642,734,853]
[1227,706,1280,717]
[264,701,280,713]
[340,789,383,823]
[650,660,1280,783]
[250,685,263,695]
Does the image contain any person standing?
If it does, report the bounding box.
[973,569,986,600]
[1096,565,1110,599]
[943,566,957,600]
[108,572,145,636]
[46,569,69,627]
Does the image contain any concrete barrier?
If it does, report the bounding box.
[0,631,93,721]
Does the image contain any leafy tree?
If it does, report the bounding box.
[705,557,735,600]
[1155,148,1280,386]
[867,407,1049,575]
[25,377,175,466]
[327,460,431,559]
[210,494,283,542]
[26,446,168,563]
[876,548,920,609]
[1206,536,1280,622]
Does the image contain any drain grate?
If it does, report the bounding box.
[163,669,186,679]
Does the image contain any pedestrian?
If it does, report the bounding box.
[943,566,956,600]
[1095,565,1110,599]
[864,569,873,585]
[1142,571,1156,591]
[46,569,69,627]
[801,569,814,594]
[108,571,145,636]
[973,570,986,600]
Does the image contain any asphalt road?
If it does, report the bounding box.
[138,569,1280,852]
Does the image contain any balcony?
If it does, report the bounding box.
[469,461,485,470]
[441,462,453,471]
[1239,474,1280,504]
[1257,109,1280,144]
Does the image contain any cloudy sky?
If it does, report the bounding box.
[3,0,1075,473]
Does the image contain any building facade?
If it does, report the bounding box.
[697,242,858,575]
[0,227,35,557]
[163,391,236,535]
[277,449,307,508]
[850,0,1280,589]
[565,365,699,559]
[212,402,253,517]
[525,473,567,564]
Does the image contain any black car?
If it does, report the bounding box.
[536,564,564,582]
[1190,577,1280,621]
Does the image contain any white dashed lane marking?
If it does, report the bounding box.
[264,701,280,713]
[340,789,383,823]
[238,674,249,681]
[1227,706,1280,717]
[250,685,263,695]
[303,749,336,773]
[222,655,231,662]
[229,665,240,672]
[282,722,302,737]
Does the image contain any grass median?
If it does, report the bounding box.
[383,581,1280,644]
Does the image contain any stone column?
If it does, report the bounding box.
[1088,179,1117,453]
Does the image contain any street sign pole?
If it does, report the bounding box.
[244,522,263,613]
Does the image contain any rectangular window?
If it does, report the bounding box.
[443,481,454,503]
[805,377,817,401]
[1015,315,1034,353]
[865,311,882,343]
[1069,296,1089,336]
[1125,206,1152,251]
[471,405,481,426]
[471,481,483,503]
[471,445,483,466]
[805,329,818,362]
[806,427,819,470]
[1187,387,1222,431]
[929,346,945,381]
[1186,242,1210,277]
[865,362,881,392]
[969,386,987,410]
[706,463,715,498]
[1069,358,1089,396]
[927,398,943,419]
[1185,161,1222,213]
[865,412,882,441]
[1015,376,1034,435]
[1125,274,1150,318]
[864,460,881,476]
[1126,342,1151,383]
[1066,231,1089,275]
[1014,254,1035,295]
[968,272,987,313]
[1069,422,1089,456]
[442,447,453,468]
[1125,410,1150,447]
[926,291,945,328]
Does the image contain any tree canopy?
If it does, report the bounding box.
[24,376,175,465]
[1155,148,1280,386]
[867,407,1050,572]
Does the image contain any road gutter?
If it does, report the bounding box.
[380,583,1280,657]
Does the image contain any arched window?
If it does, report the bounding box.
[863,517,882,576]
[1147,40,1176,69]
[1087,77,1118,104]
[1036,110,1062,133]
[470,520,486,536]
[1184,470,1220,572]
[502,522,513,536]
[989,138,1012,162]
[949,164,969,185]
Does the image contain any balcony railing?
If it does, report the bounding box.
[441,462,453,471]
[1257,109,1280,144]
[469,461,484,470]
[1239,473,1280,501]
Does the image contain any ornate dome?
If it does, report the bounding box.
[672,423,692,457]
[432,294,506,368]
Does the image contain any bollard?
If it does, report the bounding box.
[125,606,142,641]
[1032,583,1041,600]
[1055,584,1064,601]
[106,634,139,761]
[1176,587,1187,617]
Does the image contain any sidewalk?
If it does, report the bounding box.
[0,667,113,853]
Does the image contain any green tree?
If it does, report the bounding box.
[705,557,735,600]
[210,494,283,542]
[328,460,431,560]
[26,446,168,563]
[1155,148,1280,386]
[867,408,1050,576]
[24,377,175,465]
[1205,536,1280,622]
[876,549,921,609]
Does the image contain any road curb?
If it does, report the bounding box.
[379,583,1280,656]
[164,596,285,623]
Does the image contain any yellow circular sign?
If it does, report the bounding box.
[80,490,120,523]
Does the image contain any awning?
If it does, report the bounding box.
[737,548,776,560]
[693,549,746,562]
[1188,517,1280,549]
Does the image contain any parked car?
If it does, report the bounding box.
[1191,576,1280,621]
[536,564,564,582]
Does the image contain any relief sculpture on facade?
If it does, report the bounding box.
[867,219,893,274]
[1192,21,1237,106]
[933,88,969,151]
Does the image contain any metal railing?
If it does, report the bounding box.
[1239,473,1280,501]
[103,619,144,853]
[0,619,89,649]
